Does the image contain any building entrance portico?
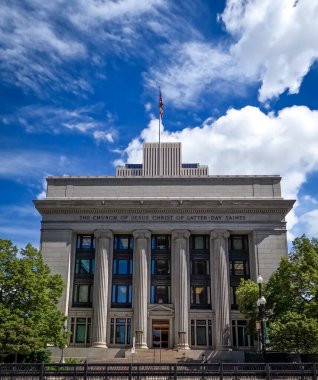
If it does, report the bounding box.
[152,320,169,348]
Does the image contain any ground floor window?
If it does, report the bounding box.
[110,318,131,345]
[70,317,91,344]
[191,319,212,347]
[232,320,252,347]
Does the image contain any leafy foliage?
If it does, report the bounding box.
[0,239,68,357]
[236,235,318,354]
[235,279,259,337]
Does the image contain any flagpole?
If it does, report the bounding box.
[159,87,161,176]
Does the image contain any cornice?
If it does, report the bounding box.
[34,198,294,215]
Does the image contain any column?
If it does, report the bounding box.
[173,230,190,350]
[92,230,112,348]
[211,230,231,350]
[133,230,150,349]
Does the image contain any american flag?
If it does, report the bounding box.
[159,89,163,119]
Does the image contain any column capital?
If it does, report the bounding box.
[133,230,151,239]
[94,230,112,240]
[210,230,230,240]
[172,230,190,240]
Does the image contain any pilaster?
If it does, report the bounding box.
[211,230,231,350]
[172,230,190,350]
[91,230,112,348]
[133,230,151,349]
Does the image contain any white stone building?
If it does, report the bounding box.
[34,142,294,360]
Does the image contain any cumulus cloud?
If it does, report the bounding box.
[147,0,318,107]
[119,105,318,235]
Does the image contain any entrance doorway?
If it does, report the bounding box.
[152,320,169,348]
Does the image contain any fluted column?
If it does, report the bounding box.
[133,230,150,349]
[173,230,190,350]
[92,230,112,348]
[211,230,231,350]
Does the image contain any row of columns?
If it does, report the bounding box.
[90,229,231,350]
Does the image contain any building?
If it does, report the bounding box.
[34,142,294,360]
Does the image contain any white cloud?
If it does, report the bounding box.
[37,178,48,200]
[121,105,318,236]
[93,131,114,143]
[222,0,318,102]
[299,209,318,237]
[147,0,318,107]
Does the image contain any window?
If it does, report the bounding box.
[191,320,212,347]
[73,235,95,307]
[151,235,171,304]
[230,260,249,276]
[229,235,250,309]
[77,235,95,250]
[73,284,93,305]
[190,285,210,307]
[191,235,209,251]
[75,258,95,275]
[70,317,91,344]
[112,284,132,306]
[191,259,209,275]
[232,320,251,347]
[110,318,131,345]
[114,236,134,251]
[152,258,170,275]
[151,285,171,304]
[112,235,133,308]
[113,259,132,275]
[152,235,171,250]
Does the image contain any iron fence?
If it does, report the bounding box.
[0,362,317,380]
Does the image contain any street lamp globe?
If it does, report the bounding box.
[257,275,264,284]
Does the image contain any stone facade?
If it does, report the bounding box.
[34,143,294,358]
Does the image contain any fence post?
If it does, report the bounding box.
[84,361,88,380]
[266,363,270,380]
[220,362,223,380]
[313,363,317,380]
[174,363,177,380]
[128,363,132,380]
[39,362,44,380]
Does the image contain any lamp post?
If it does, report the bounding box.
[60,326,67,364]
[257,275,266,356]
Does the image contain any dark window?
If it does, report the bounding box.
[151,235,171,304]
[112,284,132,305]
[191,235,209,250]
[190,285,210,306]
[114,236,134,251]
[151,285,170,304]
[191,320,212,347]
[77,235,95,250]
[191,259,209,275]
[110,318,131,345]
[229,235,250,310]
[232,320,250,347]
[152,258,170,275]
[70,317,91,344]
[73,235,95,307]
[152,235,171,250]
[73,284,93,305]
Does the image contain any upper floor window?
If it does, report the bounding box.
[152,235,171,251]
[229,235,249,253]
[190,285,210,307]
[77,235,95,250]
[114,235,134,251]
[230,259,249,277]
[112,284,132,306]
[75,258,95,276]
[191,235,209,251]
[113,258,132,275]
[191,259,210,276]
[151,258,170,275]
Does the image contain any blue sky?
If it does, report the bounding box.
[1,0,318,248]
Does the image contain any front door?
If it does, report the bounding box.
[152,320,169,348]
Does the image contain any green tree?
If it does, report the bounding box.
[0,239,68,358]
[236,279,259,338]
[236,235,318,354]
[269,312,318,354]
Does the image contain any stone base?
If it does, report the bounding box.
[91,342,108,348]
[177,344,190,350]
